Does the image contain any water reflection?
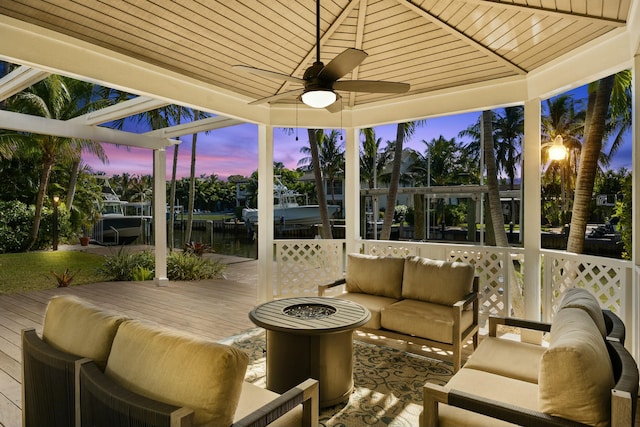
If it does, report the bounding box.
[171,229,257,259]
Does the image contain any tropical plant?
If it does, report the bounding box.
[167,252,226,280]
[4,75,112,250]
[97,248,155,281]
[183,241,212,257]
[50,268,77,287]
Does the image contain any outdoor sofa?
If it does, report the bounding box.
[319,253,479,372]
[422,288,639,427]
[22,295,318,427]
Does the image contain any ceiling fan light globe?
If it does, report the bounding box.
[302,89,336,108]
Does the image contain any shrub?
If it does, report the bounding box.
[97,248,155,281]
[0,200,32,252]
[167,252,226,281]
[131,266,154,281]
[98,248,225,281]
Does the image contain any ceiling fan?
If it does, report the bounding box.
[233,0,410,112]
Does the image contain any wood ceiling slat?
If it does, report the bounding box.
[0,0,630,110]
[516,25,611,70]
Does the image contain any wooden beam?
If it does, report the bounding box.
[145,116,244,138]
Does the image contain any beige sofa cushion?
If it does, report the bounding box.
[345,253,405,299]
[106,319,248,427]
[402,256,475,305]
[539,308,614,427]
[463,336,545,383]
[42,295,126,370]
[435,368,539,426]
[336,292,398,329]
[380,299,474,344]
[557,287,607,337]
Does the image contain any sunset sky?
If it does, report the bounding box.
[83,87,632,181]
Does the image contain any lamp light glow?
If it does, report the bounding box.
[301,89,336,108]
[548,135,567,161]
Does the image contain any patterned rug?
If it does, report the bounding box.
[220,328,454,427]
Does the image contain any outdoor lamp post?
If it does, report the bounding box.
[545,135,569,228]
[52,195,59,251]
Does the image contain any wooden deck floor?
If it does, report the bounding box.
[0,256,259,427]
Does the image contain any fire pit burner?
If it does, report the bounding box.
[283,303,337,319]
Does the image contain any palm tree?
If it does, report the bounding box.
[482,110,509,248]
[567,72,629,253]
[298,129,344,204]
[6,75,110,250]
[305,129,332,238]
[541,95,584,225]
[380,121,424,240]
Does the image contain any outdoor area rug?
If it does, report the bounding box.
[219,328,454,427]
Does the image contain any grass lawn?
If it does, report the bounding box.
[0,251,105,295]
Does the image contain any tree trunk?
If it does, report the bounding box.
[381,123,406,240]
[169,144,179,252]
[308,129,332,239]
[65,159,81,210]
[413,194,425,240]
[483,110,509,247]
[567,75,615,253]
[25,157,54,251]
[186,130,198,243]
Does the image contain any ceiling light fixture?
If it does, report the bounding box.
[301,89,337,109]
[547,135,567,161]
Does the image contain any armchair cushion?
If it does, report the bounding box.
[557,287,607,338]
[539,307,614,427]
[401,256,475,305]
[345,253,405,299]
[463,336,545,384]
[234,382,301,427]
[381,299,474,344]
[105,319,248,427]
[437,368,538,427]
[42,295,126,370]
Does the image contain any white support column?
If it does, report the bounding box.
[631,53,640,357]
[345,126,361,255]
[153,148,168,286]
[523,98,542,320]
[257,124,274,303]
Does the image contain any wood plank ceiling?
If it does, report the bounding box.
[0,0,632,111]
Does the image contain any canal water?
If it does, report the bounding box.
[170,229,257,259]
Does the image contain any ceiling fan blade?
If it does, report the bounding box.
[325,93,342,113]
[233,65,304,84]
[248,89,302,105]
[333,80,410,93]
[318,48,367,81]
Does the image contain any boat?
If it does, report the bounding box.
[92,177,151,245]
[242,177,340,227]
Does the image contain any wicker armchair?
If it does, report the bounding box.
[75,319,319,427]
[75,358,318,427]
[21,296,126,427]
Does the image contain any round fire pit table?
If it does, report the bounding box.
[249,296,370,408]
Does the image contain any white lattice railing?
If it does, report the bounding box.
[541,249,632,322]
[274,239,345,297]
[273,239,635,356]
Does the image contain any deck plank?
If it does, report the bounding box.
[0,257,259,426]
